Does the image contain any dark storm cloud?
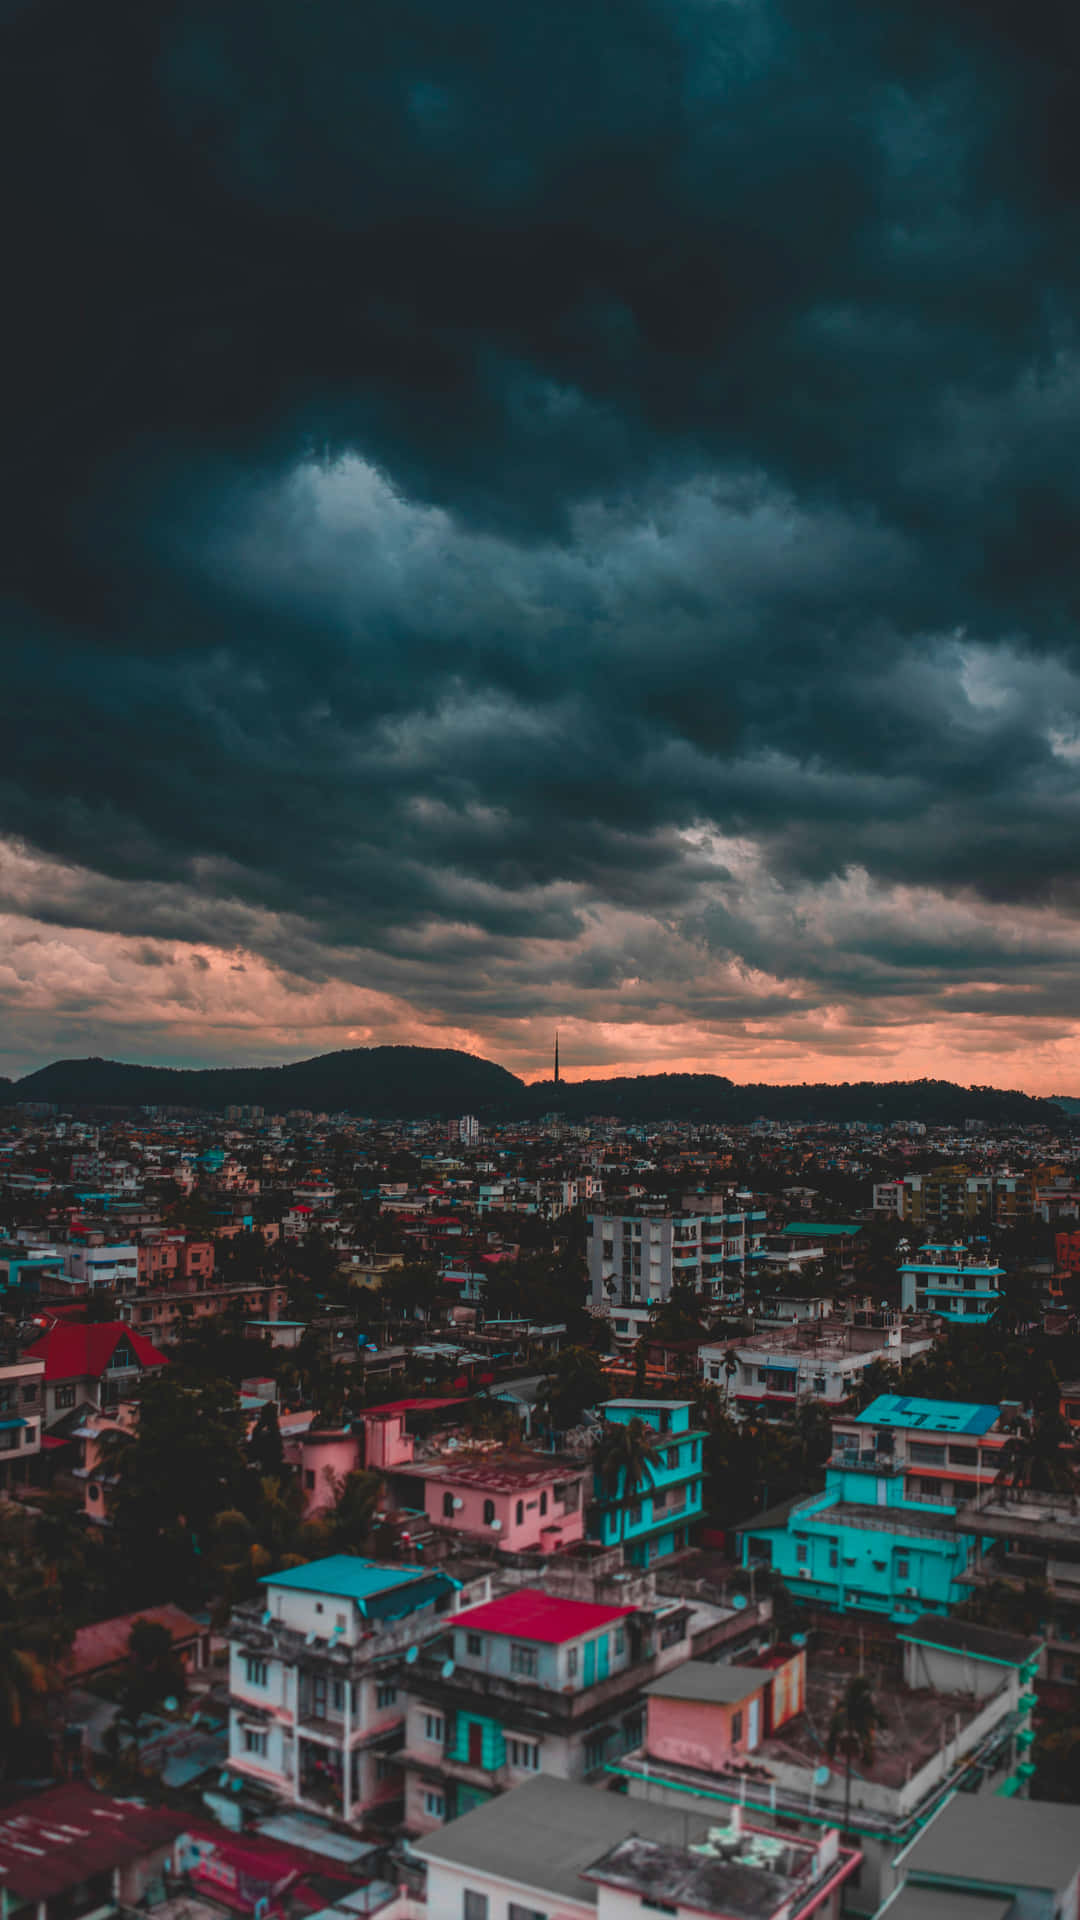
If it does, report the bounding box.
[6,0,1080,1059]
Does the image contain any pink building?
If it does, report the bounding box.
[396,1457,587,1552]
[642,1647,805,1772]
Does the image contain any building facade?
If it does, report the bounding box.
[898,1243,1005,1322]
[588,1399,705,1567]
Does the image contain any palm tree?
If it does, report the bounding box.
[0,1628,50,1761]
[723,1348,739,1408]
[594,1418,657,1545]
[995,1412,1078,1499]
[827,1674,886,1833]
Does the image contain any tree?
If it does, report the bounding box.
[828,1674,886,1833]
[101,1373,251,1604]
[536,1347,608,1435]
[995,1410,1079,1498]
[324,1469,383,1552]
[248,1400,285,1476]
[594,1417,657,1542]
[115,1618,186,1766]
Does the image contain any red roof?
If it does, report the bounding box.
[23,1322,169,1382]
[0,1785,183,1899]
[363,1395,470,1415]
[454,1589,636,1644]
[62,1604,203,1680]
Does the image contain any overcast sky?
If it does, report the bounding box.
[5,0,1080,1088]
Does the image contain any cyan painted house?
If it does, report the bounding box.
[736,1396,1000,1620]
[898,1242,1004,1322]
[588,1399,705,1567]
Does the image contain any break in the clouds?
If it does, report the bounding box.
[5,0,1080,1088]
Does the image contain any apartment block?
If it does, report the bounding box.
[415,1776,860,1920]
[898,1243,1004,1322]
[587,1205,765,1315]
[0,1347,44,1487]
[587,1399,705,1566]
[737,1396,1013,1618]
[226,1556,490,1824]
[616,1620,1039,1914]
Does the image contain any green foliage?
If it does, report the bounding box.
[116,1618,187,1759]
[247,1400,285,1476]
[537,1346,609,1433]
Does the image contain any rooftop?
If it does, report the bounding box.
[415,1775,714,1906]
[899,1792,1080,1892]
[855,1395,1000,1435]
[781,1222,862,1237]
[0,1785,183,1899]
[582,1833,811,1920]
[453,1588,636,1644]
[645,1661,765,1707]
[262,1556,456,1613]
[897,1615,1041,1668]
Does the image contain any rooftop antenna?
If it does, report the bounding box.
[554,1031,560,1091]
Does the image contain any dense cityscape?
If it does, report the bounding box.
[1,1056,1079,1918]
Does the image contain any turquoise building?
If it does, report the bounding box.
[737,1396,1000,1620]
[898,1242,1004,1322]
[588,1399,705,1567]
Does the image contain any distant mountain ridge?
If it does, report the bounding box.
[0,1050,1068,1125]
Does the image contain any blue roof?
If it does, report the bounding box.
[855,1394,1000,1435]
[261,1556,458,1617]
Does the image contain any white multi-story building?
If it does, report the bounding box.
[0,1350,44,1488]
[63,1242,138,1290]
[587,1204,766,1321]
[226,1555,491,1825]
[699,1318,935,1413]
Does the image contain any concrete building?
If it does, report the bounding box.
[226,1555,491,1824]
[401,1566,770,1834]
[700,1321,935,1414]
[24,1321,168,1428]
[0,1348,44,1487]
[955,1484,1080,1695]
[587,1205,766,1317]
[414,1776,860,1920]
[875,1791,1080,1920]
[736,1397,1013,1619]
[614,1618,1039,1917]
[588,1399,705,1567]
[0,1245,66,1311]
[898,1244,1005,1323]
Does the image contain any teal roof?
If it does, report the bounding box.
[261,1555,458,1617]
[855,1394,999,1435]
[781,1222,862,1237]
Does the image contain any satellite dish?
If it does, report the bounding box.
[813,1766,831,1787]
[731,1593,748,1610]
[791,1632,807,1647]
[406,1645,419,1664]
[441,1659,456,1679]
[163,1696,179,1713]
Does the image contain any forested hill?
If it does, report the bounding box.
[0,1050,1068,1126]
[6,1047,521,1117]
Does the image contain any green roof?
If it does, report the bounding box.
[781,1222,862,1237]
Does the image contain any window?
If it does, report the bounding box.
[376,1683,397,1709]
[920,1477,941,1496]
[614,1626,625,1655]
[948,1445,978,1467]
[425,1790,445,1819]
[828,1546,839,1569]
[507,1737,540,1770]
[55,1385,76,1410]
[566,1646,578,1677]
[332,1679,345,1711]
[516,1500,524,1525]
[896,1556,910,1580]
[425,1713,445,1743]
[795,1542,808,1565]
[305,1470,315,1490]
[375,1755,395,1780]
[443,1491,455,1518]
[510,1643,537,1677]
[731,1709,743,1744]
[483,1499,496,1525]
[336,1612,347,1631]
[584,1734,606,1771]
[509,1906,547,1920]
[21,1383,37,1402]
[910,1442,946,1466]
[467,1633,483,1656]
[539,1491,547,1516]
[244,1658,268,1687]
[660,1616,685,1648]
[463,1893,488,1920]
[243,1728,268,1756]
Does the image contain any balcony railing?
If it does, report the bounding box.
[829,1449,899,1473]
